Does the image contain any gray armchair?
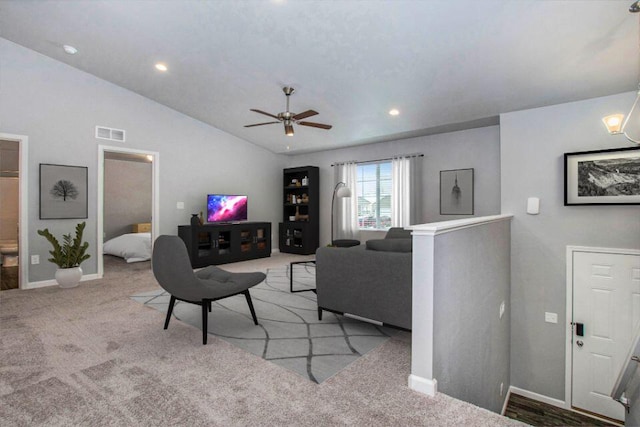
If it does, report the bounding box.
[152,235,266,344]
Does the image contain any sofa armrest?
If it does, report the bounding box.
[316,246,412,329]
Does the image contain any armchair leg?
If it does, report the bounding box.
[202,299,208,345]
[244,290,258,325]
[208,300,212,312]
[164,295,176,329]
[318,307,323,321]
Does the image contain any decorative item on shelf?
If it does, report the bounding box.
[296,196,302,204]
[296,181,301,187]
[37,222,90,288]
[199,211,204,225]
[190,214,200,227]
[295,206,300,221]
[289,215,296,221]
[302,176,309,186]
[291,179,298,186]
[331,182,352,245]
[301,194,309,203]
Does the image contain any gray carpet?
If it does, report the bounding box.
[131,265,395,383]
[0,254,521,426]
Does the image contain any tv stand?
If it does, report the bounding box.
[178,222,271,268]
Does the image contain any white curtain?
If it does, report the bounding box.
[334,161,359,240]
[391,156,422,227]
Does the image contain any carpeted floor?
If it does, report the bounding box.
[0,254,521,426]
[132,265,396,383]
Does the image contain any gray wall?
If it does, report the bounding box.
[0,38,287,282]
[104,158,152,240]
[432,219,511,413]
[501,92,640,400]
[288,125,501,246]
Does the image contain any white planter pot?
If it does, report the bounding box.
[55,267,83,288]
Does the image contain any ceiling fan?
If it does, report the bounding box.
[244,87,332,136]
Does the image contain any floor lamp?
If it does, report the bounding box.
[331,182,352,245]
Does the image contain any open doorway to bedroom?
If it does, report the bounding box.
[98,146,159,278]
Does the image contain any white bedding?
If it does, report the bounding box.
[103,232,152,263]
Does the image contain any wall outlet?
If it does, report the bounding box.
[499,301,505,319]
[31,255,39,265]
[545,312,558,324]
[500,382,504,397]
[176,201,184,209]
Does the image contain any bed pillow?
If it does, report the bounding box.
[384,227,411,239]
[366,238,412,252]
[103,232,152,263]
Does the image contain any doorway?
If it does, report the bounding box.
[0,133,28,290]
[97,145,159,278]
[566,246,640,422]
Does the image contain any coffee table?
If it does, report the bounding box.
[289,260,316,293]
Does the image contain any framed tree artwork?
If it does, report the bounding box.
[40,163,88,219]
[564,147,640,205]
[440,168,474,215]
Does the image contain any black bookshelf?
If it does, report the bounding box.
[279,166,319,255]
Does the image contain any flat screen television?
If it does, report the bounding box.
[207,194,248,223]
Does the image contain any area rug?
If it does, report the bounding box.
[131,264,395,383]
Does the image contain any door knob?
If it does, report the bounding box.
[576,340,584,347]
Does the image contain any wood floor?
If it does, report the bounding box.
[505,393,619,426]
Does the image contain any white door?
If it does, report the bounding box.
[572,250,640,421]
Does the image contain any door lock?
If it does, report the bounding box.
[576,340,584,347]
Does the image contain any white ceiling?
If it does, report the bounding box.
[1,0,638,154]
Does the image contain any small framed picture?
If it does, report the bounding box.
[40,163,88,219]
[564,147,640,205]
[440,168,474,215]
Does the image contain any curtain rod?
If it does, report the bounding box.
[331,153,423,167]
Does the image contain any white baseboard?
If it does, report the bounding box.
[501,388,512,415]
[271,249,280,254]
[408,374,438,397]
[508,386,567,410]
[25,273,101,290]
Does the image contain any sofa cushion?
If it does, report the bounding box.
[385,227,411,239]
[366,238,412,252]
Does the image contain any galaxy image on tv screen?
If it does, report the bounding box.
[207,195,248,222]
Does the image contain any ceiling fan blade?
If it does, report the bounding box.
[250,109,280,120]
[292,110,318,120]
[244,121,280,128]
[298,121,332,130]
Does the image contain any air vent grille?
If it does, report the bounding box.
[95,126,126,142]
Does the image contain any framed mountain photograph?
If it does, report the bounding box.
[564,147,640,205]
[40,163,88,219]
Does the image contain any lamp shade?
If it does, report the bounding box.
[602,114,625,134]
[336,186,351,198]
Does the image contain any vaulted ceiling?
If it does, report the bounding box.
[1,0,638,154]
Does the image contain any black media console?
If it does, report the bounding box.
[178,222,271,268]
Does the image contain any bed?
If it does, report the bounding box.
[103,230,152,263]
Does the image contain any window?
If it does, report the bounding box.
[356,161,392,230]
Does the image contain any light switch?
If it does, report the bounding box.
[527,197,540,215]
[545,312,558,324]
[176,202,184,209]
[31,255,39,265]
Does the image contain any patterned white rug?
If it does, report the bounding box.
[131,264,395,383]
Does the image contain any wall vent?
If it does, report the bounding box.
[95,126,126,142]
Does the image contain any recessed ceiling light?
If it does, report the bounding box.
[155,63,168,72]
[389,109,400,116]
[63,45,78,55]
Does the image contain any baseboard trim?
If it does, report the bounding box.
[25,273,101,290]
[408,374,437,397]
[508,386,566,410]
[501,388,512,416]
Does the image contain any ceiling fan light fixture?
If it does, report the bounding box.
[630,1,640,13]
[285,124,294,136]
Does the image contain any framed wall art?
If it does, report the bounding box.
[564,147,640,205]
[40,163,88,219]
[440,168,474,215]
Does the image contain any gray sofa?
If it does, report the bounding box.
[315,227,412,330]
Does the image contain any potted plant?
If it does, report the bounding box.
[37,222,91,288]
